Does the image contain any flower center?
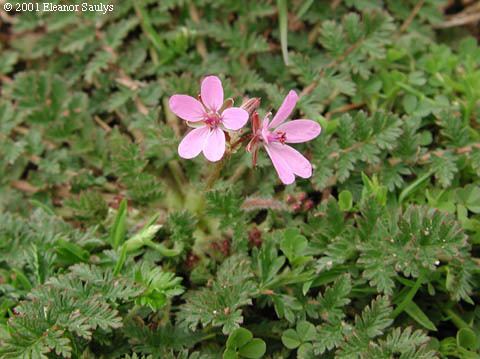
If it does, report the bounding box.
[264,130,287,144]
[204,111,221,128]
[274,131,287,144]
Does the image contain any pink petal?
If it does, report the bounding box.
[276,120,322,143]
[269,90,299,129]
[178,126,209,159]
[201,76,224,112]
[262,116,270,129]
[267,142,312,180]
[264,143,295,185]
[221,107,249,130]
[279,144,312,178]
[169,95,205,122]
[203,128,226,162]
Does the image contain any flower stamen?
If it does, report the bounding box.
[275,131,287,144]
[204,111,221,128]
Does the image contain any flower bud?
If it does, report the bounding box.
[292,203,302,212]
[185,252,200,268]
[286,194,296,204]
[241,97,261,115]
[297,192,307,201]
[303,199,314,211]
[248,227,263,247]
[219,98,234,112]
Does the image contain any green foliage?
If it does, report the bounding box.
[123,320,202,358]
[224,327,266,359]
[338,190,353,211]
[280,228,310,266]
[314,274,352,323]
[177,255,257,334]
[1,0,480,357]
[134,264,184,310]
[65,190,109,224]
[107,131,164,204]
[363,326,437,359]
[358,203,471,296]
[0,265,135,358]
[281,321,316,353]
[206,189,247,247]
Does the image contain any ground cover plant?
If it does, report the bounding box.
[0,0,480,358]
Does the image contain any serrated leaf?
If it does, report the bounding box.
[60,27,96,53]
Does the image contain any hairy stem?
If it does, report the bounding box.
[205,157,227,190]
[205,133,251,190]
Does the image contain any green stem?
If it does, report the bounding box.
[113,245,128,276]
[228,164,248,184]
[444,308,470,330]
[199,333,217,342]
[398,170,433,203]
[147,241,184,257]
[133,0,164,53]
[204,133,250,190]
[12,268,32,291]
[392,275,423,318]
[167,160,187,195]
[396,82,435,104]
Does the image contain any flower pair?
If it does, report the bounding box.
[168,76,321,185]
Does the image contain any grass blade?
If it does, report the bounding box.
[109,199,127,249]
[277,0,289,65]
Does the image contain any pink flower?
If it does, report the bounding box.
[247,90,321,185]
[169,76,249,162]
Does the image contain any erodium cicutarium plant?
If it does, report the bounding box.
[169,76,322,185]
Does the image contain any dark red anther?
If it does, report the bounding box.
[276,130,287,144]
